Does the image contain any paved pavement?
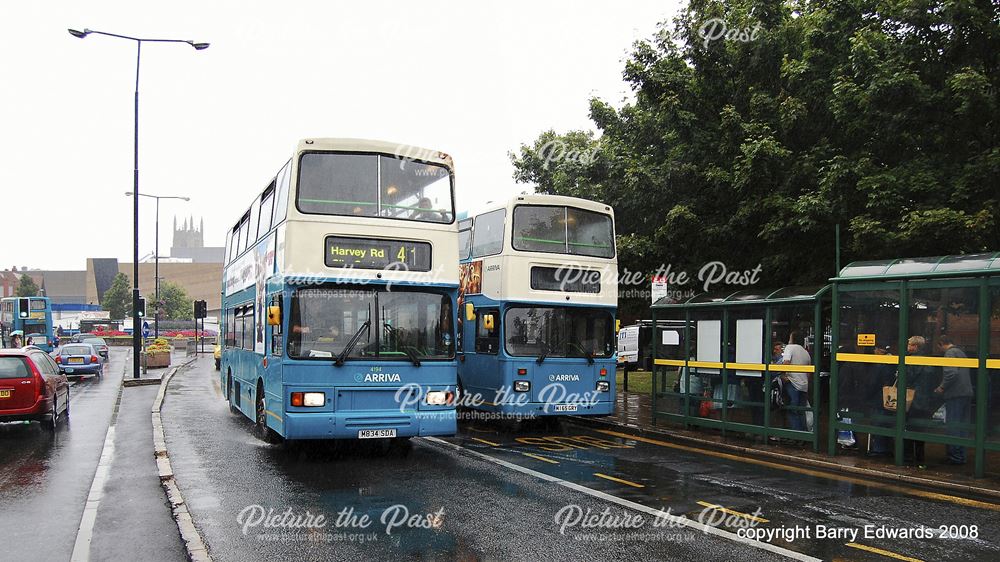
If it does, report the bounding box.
[88,363,187,561]
[599,378,1000,490]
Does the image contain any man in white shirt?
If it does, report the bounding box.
[781,331,811,432]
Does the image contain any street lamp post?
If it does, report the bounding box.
[69,28,208,379]
[126,192,190,339]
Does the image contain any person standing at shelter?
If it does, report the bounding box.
[935,335,974,465]
[903,336,942,468]
[781,331,811,432]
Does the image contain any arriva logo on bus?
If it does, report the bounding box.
[354,373,402,383]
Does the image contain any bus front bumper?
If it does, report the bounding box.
[281,409,457,440]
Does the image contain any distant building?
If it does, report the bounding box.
[170,216,225,263]
[5,216,225,326]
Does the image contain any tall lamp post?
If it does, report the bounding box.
[126,192,190,339]
[69,28,208,379]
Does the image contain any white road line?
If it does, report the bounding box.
[69,355,125,562]
[424,436,821,562]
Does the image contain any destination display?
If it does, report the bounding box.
[325,236,431,271]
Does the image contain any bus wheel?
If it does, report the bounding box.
[254,382,281,444]
[227,373,238,414]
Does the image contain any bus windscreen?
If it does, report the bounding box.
[297,153,453,223]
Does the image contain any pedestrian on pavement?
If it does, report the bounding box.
[866,346,896,456]
[903,336,943,468]
[934,335,974,465]
[11,334,22,348]
[781,331,811,433]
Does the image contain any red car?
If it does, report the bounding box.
[0,348,70,430]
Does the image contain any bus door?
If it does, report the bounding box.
[263,293,284,431]
[460,306,503,407]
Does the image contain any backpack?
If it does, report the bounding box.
[770,376,785,410]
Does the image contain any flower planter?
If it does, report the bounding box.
[144,350,171,369]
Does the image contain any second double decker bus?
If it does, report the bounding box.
[221,138,459,443]
[1,296,55,352]
[457,194,618,417]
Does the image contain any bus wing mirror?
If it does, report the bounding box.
[267,306,281,326]
[465,303,476,322]
[483,314,494,331]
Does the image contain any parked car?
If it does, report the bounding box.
[0,348,70,430]
[53,343,103,378]
[71,332,96,343]
[79,336,110,359]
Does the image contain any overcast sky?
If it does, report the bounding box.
[2,0,680,270]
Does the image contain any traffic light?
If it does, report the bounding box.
[137,296,147,318]
[17,298,29,319]
[194,300,208,319]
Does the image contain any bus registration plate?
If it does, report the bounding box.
[554,404,578,412]
[358,429,396,439]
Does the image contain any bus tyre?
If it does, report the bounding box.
[255,382,281,444]
[227,374,238,414]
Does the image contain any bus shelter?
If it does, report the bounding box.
[830,254,1000,478]
[651,287,830,450]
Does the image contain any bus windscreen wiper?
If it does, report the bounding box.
[335,320,370,367]
[536,340,548,365]
[568,342,595,365]
[401,347,422,367]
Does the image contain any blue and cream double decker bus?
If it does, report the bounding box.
[457,194,618,417]
[221,138,459,443]
[1,296,55,352]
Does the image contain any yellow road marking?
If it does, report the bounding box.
[696,501,770,523]
[594,429,1000,512]
[471,437,500,447]
[521,452,559,464]
[845,542,923,561]
[594,473,645,488]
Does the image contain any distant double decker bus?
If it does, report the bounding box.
[1,297,55,352]
[457,194,618,417]
[221,138,459,443]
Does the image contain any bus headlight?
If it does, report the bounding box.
[425,391,452,406]
[514,380,530,392]
[291,392,326,407]
[596,381,610,392]
[303,392,326,407]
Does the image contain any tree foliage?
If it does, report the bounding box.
[158,281,193,321]
[102,273,131,320]
[512,0,1000,318]
[15,275,39,297]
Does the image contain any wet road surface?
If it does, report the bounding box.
[0,351,123,562]
[162,356,999,561]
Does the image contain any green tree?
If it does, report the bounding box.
[158,281,194,321]
[102,273,131,320]
[15,275,39,297]
[512,0,1000,321]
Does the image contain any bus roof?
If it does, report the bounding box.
[295,138,454,169]
[463,193,614,217]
